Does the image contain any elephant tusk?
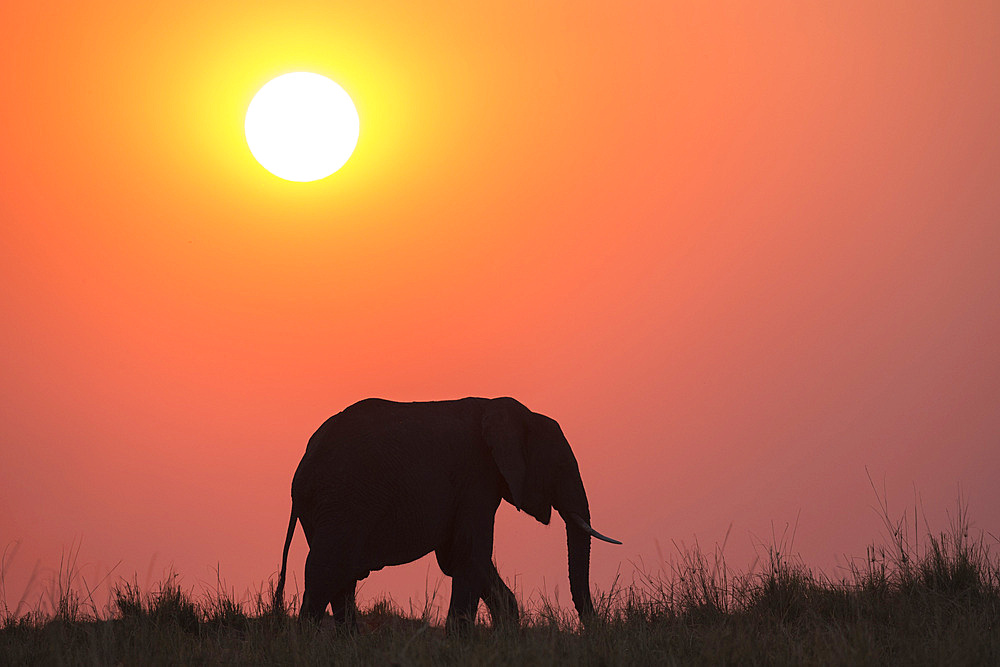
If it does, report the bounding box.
[568,512,622,545]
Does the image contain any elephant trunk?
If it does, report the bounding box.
[565,516,594,621]
[556,470,598,622]
[556,474,621,623]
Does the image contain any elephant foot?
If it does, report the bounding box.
[444,614,476,637]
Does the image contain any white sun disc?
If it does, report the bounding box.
[245,72,360,182]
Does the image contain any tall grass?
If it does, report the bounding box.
[3,493,999,665]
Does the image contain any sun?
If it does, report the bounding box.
[245,72,360,182]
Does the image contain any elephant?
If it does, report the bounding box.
[276,397,620,630]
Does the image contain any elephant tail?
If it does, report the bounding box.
[275,502,297,611]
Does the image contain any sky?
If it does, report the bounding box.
[2,1,999,615]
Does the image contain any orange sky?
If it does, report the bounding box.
[2,1,999,614]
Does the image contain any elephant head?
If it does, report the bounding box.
[483,398,621,620]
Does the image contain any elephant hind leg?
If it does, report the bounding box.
[330,583,358,631]
[302,548,357,626]
[301,549,333,621]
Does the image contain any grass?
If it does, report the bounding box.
[3,492,999,665]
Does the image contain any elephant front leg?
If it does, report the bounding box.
[482,564,518,629]
[439,500,502,633]
[446,571,483,633]
[439,540,494,633]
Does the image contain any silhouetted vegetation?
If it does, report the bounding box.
[3,493,999,665]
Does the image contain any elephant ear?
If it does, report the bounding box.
[482,404,528,512]
[483,402,552,525]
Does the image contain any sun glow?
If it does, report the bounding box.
[244,72,360,182]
